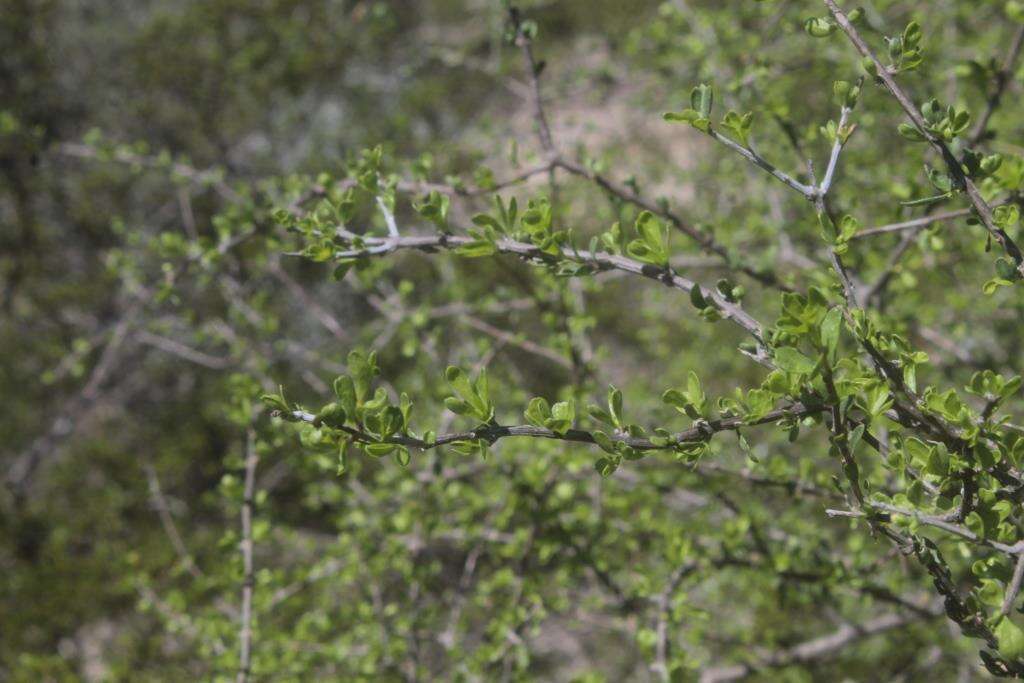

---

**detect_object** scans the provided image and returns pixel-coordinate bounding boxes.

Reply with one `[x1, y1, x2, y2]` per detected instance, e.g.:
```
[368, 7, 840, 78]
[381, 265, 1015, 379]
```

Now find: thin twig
[969, 23, 1024, 146]
[56, 142, 241, 203]
[827, 502, 1024, 555]
[1002, 552, 1024, 616]
[707, 129, 817, 198]
[136, 330, 233, 370]
[819, 106, 853, 196]
[376, 196, 400, 241]
[236, 429, 259, 683]
[851, 207, 974, 239]
[652, 563, 694, 681]
[511, 8, 556, 155]
[459, 315, 574, 369]
[144, 462, 203, 579]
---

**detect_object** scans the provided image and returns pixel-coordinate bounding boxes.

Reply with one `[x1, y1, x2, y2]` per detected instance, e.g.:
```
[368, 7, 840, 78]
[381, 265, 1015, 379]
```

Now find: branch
[459, 315, 574, 370]
[1003, 552, 1024, 617]
[824, 0, 1024, 277]
[56, 141, 241, 203]
[5, 299, 144, 495]
[510, 7, 555, 155]
[704, 102, 853, 201]
[136, 330, 233, 370]
[969, 23, 1024, 146]
[827, 502, 1024, 556]
[819, 105, 853, 196]
[328, 231, 769, 348]
[236, 429, 259, 683]
[144, 462, 203, 580]
[652, 563, 695, 682]
[699, 604, 942, 682]
[694, 461, 836, 499]
[706, 129, 817, 198]
[289, 402, 820, 453]
[850, 206, 975, 240]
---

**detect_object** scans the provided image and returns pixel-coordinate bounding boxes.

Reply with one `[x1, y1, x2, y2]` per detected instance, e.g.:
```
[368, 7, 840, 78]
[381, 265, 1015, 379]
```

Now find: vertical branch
[511, 7, 555, 156]
[819, 106, 853, 197]
[236, 428, 259, 683]
[651, 563, 691, 682]
[1002, 551, 1024, 617]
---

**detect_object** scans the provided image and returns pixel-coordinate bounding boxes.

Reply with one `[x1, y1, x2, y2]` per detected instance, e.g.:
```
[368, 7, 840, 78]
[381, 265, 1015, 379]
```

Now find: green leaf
[331, 261, 355, 281]
[983, 278, 1014, 295]
[721, 110, 753, 147]
[662, 389, 687, 410]
[897, 123, 927, 142]
[333, 376, 357, 417]
[260, 392, 289, 413]
[588, 404, 614, 426]
[690, 83, 714, 119]
[997, 617, 1024, 660]
[904, 437, 931, 469]
[444, 366, 493, 422]
[848, 423, 865, 453]
[925, 444, 949, 477]
[594, 457, 619, 477]
[347, 350, 379, 403]
[608, 385, 624, 428]
[318, 402, 347, 428]
[863, 383, 893, 419]
[773, 347, 817, 375]
[455, 240, 498, 258]
[364, 442, 396, 457]
[444, 397, 472, 415]
[548, 400, 575, 434]
[820, 307, 843, 360]
[902, 21, 922, 49]
[663, 109, 702, 124]
[804, 16, 837, 38]
[690, 285, 709, 310]
[525, 397, 551, 428]
[629, 211, 669, 266]
[592, 431, 617, 454]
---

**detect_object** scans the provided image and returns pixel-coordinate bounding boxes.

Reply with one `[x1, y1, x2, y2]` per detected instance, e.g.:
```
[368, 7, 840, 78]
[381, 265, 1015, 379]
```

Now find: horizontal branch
[327, 232, 769, 349]
[289, 402, 820, 452]
[827, 502, 1024, 555]
[57, 142, 241, 203]
[699, 604, 942, 682]
[851, 199, 1016, 240]
[851, 207, 975, 240]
